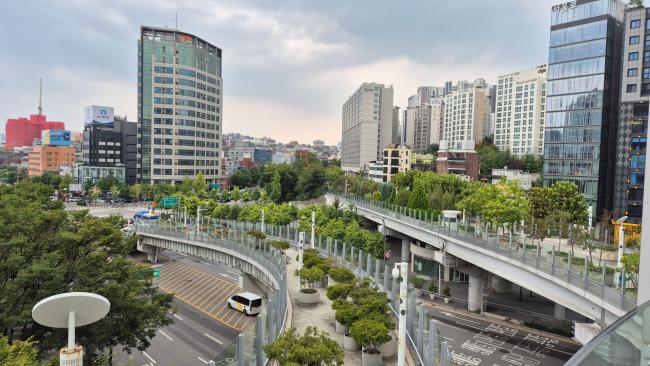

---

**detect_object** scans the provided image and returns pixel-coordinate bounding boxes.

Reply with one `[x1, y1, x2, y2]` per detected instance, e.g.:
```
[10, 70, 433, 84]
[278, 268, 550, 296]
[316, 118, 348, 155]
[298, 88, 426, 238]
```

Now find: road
[425, 305, 581, 366]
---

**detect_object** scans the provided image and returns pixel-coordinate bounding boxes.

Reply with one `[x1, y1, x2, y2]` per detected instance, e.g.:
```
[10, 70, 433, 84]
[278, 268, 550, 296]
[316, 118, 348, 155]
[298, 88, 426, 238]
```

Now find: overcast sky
[0, 0, 561, 145]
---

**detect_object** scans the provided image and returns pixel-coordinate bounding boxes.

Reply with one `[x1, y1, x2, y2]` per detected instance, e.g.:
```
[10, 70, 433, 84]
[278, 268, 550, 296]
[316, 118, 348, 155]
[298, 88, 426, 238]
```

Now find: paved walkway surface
[285, 247, 400, 365]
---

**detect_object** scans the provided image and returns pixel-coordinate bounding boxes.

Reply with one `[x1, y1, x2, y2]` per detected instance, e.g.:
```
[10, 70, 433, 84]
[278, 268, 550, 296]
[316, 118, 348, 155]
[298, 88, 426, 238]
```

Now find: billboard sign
[41, 129, 71, 146]
[84, 105, 114, 125]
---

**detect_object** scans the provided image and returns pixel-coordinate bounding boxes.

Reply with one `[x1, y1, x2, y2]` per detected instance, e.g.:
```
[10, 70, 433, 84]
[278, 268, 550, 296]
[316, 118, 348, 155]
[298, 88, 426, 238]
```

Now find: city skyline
[1, 0, 561, 145]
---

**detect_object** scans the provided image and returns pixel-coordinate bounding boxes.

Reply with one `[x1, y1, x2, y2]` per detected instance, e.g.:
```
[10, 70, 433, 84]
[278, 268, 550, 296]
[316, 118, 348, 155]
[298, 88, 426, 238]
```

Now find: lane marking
[192, 282, 224, 307]
[225, 270, 239, 276]
[441, 311, 481, 324]
[196, 282, 238, 308]
[164, 272, 210, 294]
[204, 332, 224, 345]
[173, 313, 184, 321]
[162, 269, 205, 292]
[159, 286, 245, 331]
[184, 278, 221, 303]
[158, 330, 173, 341]
[142, 351, 156, 364]
[220, 273, 237, 280]
[197, 356, 209, 364]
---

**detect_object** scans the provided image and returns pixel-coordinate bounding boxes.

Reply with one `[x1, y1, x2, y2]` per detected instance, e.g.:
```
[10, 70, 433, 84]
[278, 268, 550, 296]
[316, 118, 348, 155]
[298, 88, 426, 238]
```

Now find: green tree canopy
[264, 326, 344, 366]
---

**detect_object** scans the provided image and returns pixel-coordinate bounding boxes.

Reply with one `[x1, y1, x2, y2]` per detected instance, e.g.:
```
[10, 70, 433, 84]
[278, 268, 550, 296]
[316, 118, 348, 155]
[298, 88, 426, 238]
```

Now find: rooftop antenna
[175, 13, 178, 30]
[38, 79, 43, 115]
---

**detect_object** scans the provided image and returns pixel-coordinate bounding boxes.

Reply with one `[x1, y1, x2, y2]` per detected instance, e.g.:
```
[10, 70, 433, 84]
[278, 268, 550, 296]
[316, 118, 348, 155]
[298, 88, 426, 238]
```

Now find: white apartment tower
[341, 83, 395, 172]
[443, 87, 488, 146]
[429, 97, 445, 145]
[494, 65, 547, 157]
[404, 104, 432, 152]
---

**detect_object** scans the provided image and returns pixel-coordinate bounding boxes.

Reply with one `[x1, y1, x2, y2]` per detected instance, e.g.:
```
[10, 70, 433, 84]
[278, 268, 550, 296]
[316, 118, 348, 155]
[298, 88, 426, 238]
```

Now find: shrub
[329, 267, 355, 283]
[327, 283, 354, 301]
[331, 298, 347, 310]
[335, 305, 360, 327]
[247, 229, 266, 240]
[442, 286, 451, 297]
[349, 319, 391, 351]
[76, 199, 87, 206]
[428, 283, 438, 293]
[270, 240, 290, 252]
[409, 276, 424, 289]
[299, 267, 324, 293]
[264, 326, 344, 366]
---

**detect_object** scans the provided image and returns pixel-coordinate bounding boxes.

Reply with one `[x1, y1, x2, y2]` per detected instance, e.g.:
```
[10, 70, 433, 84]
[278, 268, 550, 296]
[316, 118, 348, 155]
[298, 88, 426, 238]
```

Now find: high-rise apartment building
[443, 87, 488, 146]
[341, 83, 394, 172]
[544, 0, 625, 217]
[392, 106, 401, 145]
[138, 26, 223, 184]
[494, 65, 548, 157]
[429, 97, 445, 145]
[405, 104, 432, 152]
[614, 6, 650, 223]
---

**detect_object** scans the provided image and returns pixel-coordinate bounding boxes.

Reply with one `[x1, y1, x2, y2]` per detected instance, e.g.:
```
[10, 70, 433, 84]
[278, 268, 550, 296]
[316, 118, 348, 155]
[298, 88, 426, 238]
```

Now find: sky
[0, 0, 560, 145]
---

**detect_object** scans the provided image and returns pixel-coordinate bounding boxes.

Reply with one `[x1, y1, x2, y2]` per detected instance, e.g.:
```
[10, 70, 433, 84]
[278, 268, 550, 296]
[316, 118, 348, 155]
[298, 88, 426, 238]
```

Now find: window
[630, 36, 640, 45]
[629, 68, 638, 77]
[647, 18, 650, 30]
[631, 19, 641, 29]
[630, 52, 639, 61]
[628, 84, 638, 93]
[642, 83, 650, 96]
[644, 68, 650, 79]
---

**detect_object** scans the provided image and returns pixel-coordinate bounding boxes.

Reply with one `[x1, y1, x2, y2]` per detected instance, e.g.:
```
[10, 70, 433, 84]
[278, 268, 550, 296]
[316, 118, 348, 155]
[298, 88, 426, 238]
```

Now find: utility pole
[196, 206, 202, 235]
[311, 210, 316, 248]
[184, 206, 187, 227]
[392, 262, 408, 366]
[38, 79, 43, 115]
[299, 232, 305, 269]
[261, 209, 265, 234]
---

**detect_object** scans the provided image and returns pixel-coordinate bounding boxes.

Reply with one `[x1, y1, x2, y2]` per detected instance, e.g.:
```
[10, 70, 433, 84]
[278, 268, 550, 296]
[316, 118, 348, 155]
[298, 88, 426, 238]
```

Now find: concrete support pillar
[491, 276, 512, 294]
[443, 265, 451, 282]
[554, 303, 566, 320]
[467, 274, 481, 312]
[401, 238, 410, 262]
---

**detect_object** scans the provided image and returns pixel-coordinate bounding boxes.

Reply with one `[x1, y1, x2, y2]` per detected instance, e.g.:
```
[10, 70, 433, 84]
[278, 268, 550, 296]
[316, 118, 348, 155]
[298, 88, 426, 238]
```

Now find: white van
[227, 292, 263, 315]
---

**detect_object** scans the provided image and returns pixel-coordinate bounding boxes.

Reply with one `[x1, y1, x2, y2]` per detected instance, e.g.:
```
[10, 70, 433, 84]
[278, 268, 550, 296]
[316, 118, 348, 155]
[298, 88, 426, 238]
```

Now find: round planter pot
[315, 280, 325, 288]
[297, 289, 320, 305]
[380, 334, 396, 359]
[429, 293, 436, 301]
[443, 297, 451, 304]
[361, 348, 382, 366]
[335, 320, 349, 335]
[343, 333, 360, 352]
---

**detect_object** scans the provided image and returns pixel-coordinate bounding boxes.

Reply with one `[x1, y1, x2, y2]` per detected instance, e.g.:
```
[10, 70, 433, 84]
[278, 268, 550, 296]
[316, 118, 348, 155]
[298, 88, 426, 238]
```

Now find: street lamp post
[299, 231, 305, 269]
[311, 210, 316, 249]
[196, 206, 205, 235]
[616, 216, 628, 289]
[261, 209, 265, 234]
[392, 261, 409, 366]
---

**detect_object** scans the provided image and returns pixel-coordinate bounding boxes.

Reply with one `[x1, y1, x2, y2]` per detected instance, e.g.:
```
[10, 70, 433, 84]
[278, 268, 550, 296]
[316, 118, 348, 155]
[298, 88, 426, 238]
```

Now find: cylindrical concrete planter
[335, 320, 349, 335]
[297, 289, 320, 305]
[361, 348, 382, 366]
[429, 293, 436, 301]
[380, 334, 396, 359]
[444, 297, 451, 304]
[343, 333, 360, 351]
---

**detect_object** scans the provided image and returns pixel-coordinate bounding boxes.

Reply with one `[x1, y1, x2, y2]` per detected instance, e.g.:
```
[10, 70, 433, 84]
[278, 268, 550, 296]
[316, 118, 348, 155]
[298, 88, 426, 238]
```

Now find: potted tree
[264, 326, 344, 366]
[298, 267, 324, 305]
[442, 286, 452, 304]
[270, 240, 290, 254]
[335, 305, 358, 336]
[428, 283, 438, 301]
[350, 319, 391, 366]
[409, 276, 425, 297]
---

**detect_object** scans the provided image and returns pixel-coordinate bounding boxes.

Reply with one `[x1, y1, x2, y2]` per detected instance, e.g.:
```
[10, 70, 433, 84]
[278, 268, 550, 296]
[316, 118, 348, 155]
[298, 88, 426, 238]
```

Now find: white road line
[204, 332, 224, 344]
[225, 270, 239, 276]
[438, 322, 472, 333]
[197, 356, 209, 364]
[220, 273, 236, 280]
[158, 330, 173, 341]
[142, 351, 156, 364]
[173, 313, 184, 321]
[441, 311, 481, 324]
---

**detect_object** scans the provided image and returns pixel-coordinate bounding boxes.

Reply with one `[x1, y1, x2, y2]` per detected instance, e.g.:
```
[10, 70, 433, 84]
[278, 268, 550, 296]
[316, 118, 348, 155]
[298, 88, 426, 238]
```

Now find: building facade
[543, 0, 625, 218]
[341, 83, 394, 172]
[614, 6, 650, 223]
[491, 168, 540, 190]
[429, 97, 445, 145]
[138, 26, 223, 184]
[404, 104, 432, 152]
[80, 116, 137, 184]
[5, 114, 65, 150]
[435, 140, 480, 180]
[443, 87, 487, 146]
[392, 106, 401, 145]
[382, 145, 411, 182]
[28, 145, 76, 177]
[494, 66, 548, 157]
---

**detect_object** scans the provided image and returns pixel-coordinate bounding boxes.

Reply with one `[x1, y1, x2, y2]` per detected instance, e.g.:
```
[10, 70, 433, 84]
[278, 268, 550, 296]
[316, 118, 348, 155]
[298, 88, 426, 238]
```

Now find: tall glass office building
[138, 26, 222, 184]
[544, 0, 625, 219]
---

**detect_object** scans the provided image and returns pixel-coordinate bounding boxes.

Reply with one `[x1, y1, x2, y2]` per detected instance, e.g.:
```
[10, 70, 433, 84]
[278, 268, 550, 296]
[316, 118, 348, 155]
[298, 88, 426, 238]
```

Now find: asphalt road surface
[425, 305, 581, 366]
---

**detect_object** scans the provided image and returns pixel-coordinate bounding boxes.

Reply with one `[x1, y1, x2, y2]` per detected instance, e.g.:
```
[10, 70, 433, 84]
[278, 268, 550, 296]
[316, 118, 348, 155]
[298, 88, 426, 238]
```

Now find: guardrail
[135, 220, 288, 366]
[331, 193, 637, 317]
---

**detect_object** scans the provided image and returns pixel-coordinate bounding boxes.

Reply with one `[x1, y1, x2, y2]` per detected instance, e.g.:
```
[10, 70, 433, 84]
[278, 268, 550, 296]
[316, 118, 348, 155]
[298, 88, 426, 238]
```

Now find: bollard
[238, 333, 245, 366]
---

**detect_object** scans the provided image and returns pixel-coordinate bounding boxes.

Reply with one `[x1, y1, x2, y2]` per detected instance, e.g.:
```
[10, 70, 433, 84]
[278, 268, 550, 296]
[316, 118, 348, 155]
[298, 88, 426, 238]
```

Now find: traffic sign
[210, 183, 221, 189]
[160, 196, 178, 207]
[151, 265, 163, 288]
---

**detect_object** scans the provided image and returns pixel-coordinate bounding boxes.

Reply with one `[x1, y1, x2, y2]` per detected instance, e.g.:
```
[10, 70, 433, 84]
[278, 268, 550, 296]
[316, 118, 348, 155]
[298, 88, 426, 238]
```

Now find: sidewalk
[285, 247, 399, 365]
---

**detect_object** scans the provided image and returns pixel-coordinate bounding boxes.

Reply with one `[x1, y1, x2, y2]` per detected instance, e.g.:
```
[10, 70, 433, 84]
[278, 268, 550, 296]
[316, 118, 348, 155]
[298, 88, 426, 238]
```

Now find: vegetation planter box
[335, 320, 349, 335]
[297, 289, 320, 305]
[362, 348, 382, 366]
[381, 334, 396, 359]
[343, 333, 360, 351]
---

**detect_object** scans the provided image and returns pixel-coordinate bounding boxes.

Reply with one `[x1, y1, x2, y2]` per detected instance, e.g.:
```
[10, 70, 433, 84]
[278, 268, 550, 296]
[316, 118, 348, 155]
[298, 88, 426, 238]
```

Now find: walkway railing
[135, 220, 289, 366]
[331, 193, 637, 316]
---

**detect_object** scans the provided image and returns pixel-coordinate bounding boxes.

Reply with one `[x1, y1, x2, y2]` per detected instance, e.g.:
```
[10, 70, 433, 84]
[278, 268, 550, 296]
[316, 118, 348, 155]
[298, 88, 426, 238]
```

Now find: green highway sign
[210, 183, 221, 189]
[153, 267, 161, 279]
[160, 196, 178, 207]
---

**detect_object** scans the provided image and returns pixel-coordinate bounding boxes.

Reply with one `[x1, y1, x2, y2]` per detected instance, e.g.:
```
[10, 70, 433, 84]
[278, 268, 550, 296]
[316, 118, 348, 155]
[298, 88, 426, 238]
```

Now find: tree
[622, 252, 640, 289]
[89, 185, 101, 204]
[349, 319, 391, 352]
[96, 174, 121, 192]
[630, 0, 644, 8]
[407, 181, 428, 210]
[178, 176, 194, 194]
[110, 185, 120, 201]
[231, 186, 241, 202]
[230, 170, 252, 188]
[264, 326, 344, 366]
[193, 171, 208, 193]
[269, 172, 282, 203]
[548, 181, 588, 225]
[129, 183, 143, 202]
[0, 183, 174, 362]
[0, 336, 47, 366]
[58, 175, 72, 199]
